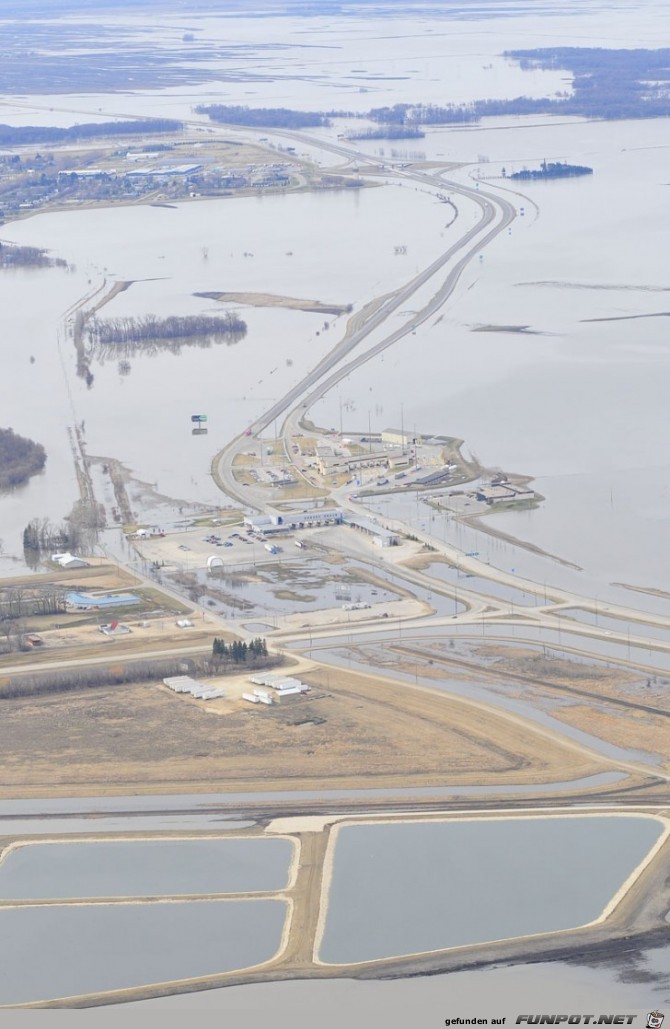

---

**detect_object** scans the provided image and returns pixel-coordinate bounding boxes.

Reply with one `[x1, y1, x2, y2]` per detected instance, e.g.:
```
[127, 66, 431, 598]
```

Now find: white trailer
[258, 694, 273, 705]
[252, 673, 284, 687]
[242, 692, 261, 704]
[163, 676, 192, 689]
[272, 677, 302, 690]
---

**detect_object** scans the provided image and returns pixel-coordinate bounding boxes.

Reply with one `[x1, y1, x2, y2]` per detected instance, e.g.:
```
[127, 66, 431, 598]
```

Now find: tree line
[196, 104, 335, 128]
[348, 126, 425, 140]
[0, 656, 202, 699]
[0, 118, 183, 148]
[0, 585, 66, 620]
[0, 645, 279, 699]
[87, 312, 247, 347]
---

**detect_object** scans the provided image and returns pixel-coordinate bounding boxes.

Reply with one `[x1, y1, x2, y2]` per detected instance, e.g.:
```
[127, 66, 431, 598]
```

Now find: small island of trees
[86, 312, 247, 350]
[508, 160, 593, 181]
[0, 241, 67, 270]
[0, 427, 46, 489]
[195, 104, 334, 129]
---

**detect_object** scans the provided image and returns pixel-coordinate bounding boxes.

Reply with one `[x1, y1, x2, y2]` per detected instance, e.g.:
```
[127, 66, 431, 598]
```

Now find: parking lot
[132, 524, 290, 572]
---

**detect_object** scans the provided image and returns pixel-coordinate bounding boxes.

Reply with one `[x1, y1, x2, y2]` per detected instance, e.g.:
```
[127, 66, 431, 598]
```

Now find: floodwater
[318, 816, 665, 964]
[0, 898, 286, 1006]
[0, 773, 629, 839]
[419, 558, 544, 606]
[120, 945, 670, 1015]
[191, 555, 401, 617]
[363, 490, 670, 620]
[0, 183, 451, 569]
[0, 837, 293, 900]
[314, 114, 670, 602]
[306, 633, 666, 766]
[0, 2, 669, 604]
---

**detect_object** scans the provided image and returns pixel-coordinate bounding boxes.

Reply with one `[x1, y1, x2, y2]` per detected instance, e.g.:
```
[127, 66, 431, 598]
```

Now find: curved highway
[212, 133, 515, 507]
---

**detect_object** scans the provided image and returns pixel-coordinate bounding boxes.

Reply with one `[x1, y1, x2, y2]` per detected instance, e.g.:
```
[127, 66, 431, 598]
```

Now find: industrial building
[474, 484, 536, 505]
[244, 509, 343, 534]
[381, 428, 415, 447]
[416, 466, 456, 486]
[66, 591, 140, 610]
[343, 515, 399, 547]
[51, 553, 90, 569]
[315, 446, 389, 475]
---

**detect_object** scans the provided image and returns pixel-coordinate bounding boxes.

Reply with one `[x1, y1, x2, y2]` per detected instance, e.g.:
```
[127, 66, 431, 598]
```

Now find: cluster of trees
[211, 637, 268, 665]
[0, 242, 66, 270]
[0, 585, 66, 655]
[23, 517, 71, 552]
[349, 125, 425, 140]
[0, 585, 66, 619]
[87, 312, 247, 347]
[367, 103, 478, 126]
[0, 428, 46, 489]
[509, 161, 593, 180]
[196, 104, 335, 128]
[0, 118, 183, 148]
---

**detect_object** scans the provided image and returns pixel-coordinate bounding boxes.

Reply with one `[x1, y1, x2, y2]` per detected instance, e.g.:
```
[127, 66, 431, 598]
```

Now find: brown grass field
[0, 662, 602, 797]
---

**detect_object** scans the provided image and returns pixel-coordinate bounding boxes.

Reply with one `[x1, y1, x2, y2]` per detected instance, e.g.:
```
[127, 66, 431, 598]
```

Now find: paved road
[213, 138, 513, 509]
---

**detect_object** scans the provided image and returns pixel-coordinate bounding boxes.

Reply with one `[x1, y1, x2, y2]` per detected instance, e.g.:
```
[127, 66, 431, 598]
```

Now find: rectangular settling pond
[0, 899, 286, 1005]
[318, 815, 665, 964]
[0, 837, 293, 899]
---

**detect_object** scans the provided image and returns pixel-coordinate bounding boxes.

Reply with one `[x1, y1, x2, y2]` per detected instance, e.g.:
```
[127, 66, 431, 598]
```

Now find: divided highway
[213, 134, 514, 507]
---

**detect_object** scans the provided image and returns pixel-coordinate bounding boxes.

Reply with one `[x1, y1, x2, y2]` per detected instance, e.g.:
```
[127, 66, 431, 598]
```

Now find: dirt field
[0, 661, 602, 797]
[0, 621, 221, 675]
